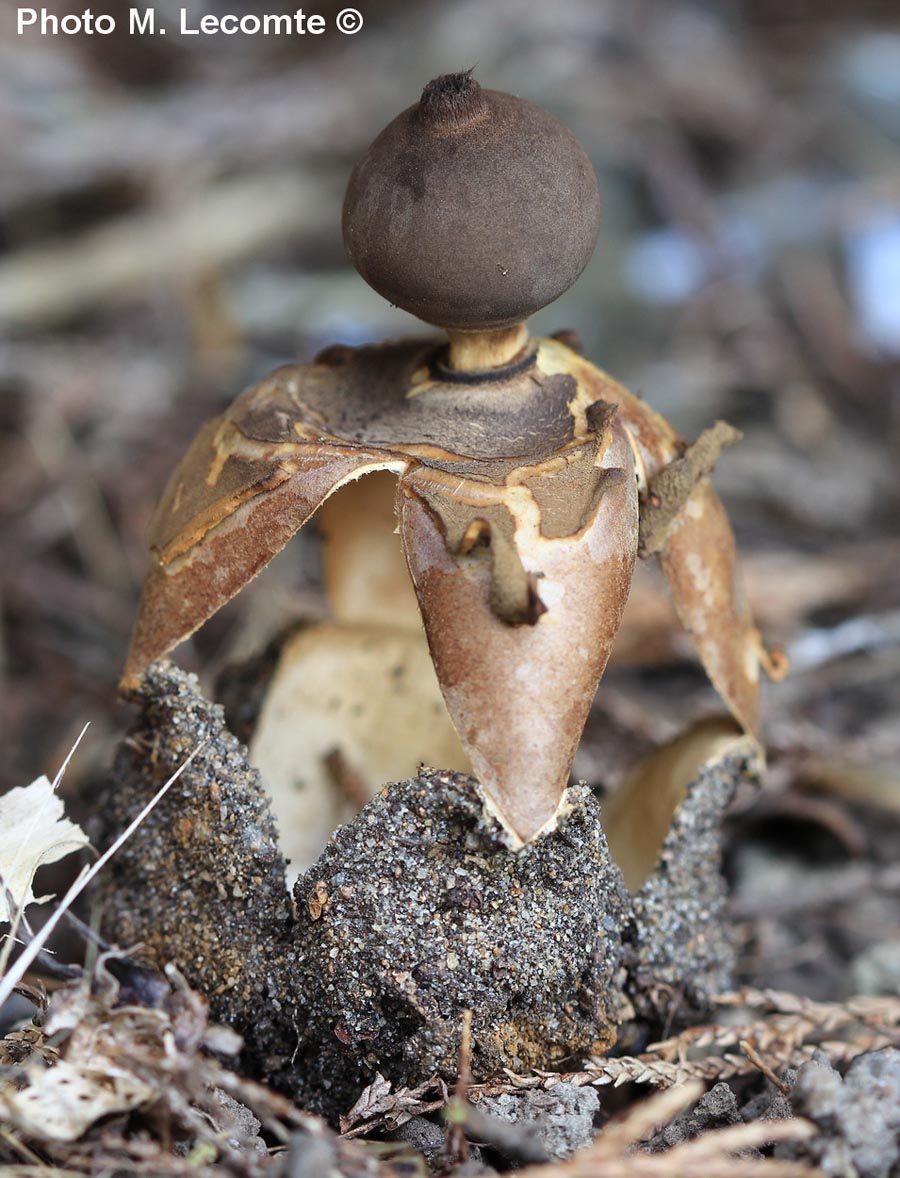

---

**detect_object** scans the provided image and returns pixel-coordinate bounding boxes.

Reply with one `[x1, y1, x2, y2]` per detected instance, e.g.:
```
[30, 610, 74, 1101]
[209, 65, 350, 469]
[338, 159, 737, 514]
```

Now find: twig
[740, 1039, 791, 1095]
[0, 173, 336, 327]
[445, 1007, 552, 1165]
[0, 876, 84, 983]
[444, 1008, 474, 1165]
[731, 862, 900, 919]
[590, 1082, 703, 1159]
[514, 1107, 817, 1177]
[447, 1100, 551, 1166]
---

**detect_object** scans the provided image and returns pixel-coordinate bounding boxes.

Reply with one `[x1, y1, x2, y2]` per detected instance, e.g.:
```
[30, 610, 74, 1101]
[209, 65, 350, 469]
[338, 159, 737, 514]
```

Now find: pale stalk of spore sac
[0, 740, 207, 1010]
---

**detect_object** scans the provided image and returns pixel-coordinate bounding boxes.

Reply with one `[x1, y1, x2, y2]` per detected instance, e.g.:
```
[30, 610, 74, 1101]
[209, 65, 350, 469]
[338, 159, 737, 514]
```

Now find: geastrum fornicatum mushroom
[123, 72, 780, 847]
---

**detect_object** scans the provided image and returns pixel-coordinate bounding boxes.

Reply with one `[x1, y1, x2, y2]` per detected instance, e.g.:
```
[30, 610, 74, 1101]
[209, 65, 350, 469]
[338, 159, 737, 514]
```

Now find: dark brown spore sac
[342, 72, 601, 329]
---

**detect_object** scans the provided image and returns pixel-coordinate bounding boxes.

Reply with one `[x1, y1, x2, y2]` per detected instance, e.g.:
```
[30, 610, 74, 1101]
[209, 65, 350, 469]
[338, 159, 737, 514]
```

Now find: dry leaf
[0, 1056, 155, 1142]
[0, 775, 89, 922]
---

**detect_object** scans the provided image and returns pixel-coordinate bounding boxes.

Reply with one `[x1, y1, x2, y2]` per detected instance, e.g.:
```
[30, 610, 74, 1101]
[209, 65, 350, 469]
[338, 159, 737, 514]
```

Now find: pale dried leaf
[0, 1057, 155, 1142]
[341, 1071, 393, 1132]
[0, 775, 89, 922]
[341, 1072, 445, 1137]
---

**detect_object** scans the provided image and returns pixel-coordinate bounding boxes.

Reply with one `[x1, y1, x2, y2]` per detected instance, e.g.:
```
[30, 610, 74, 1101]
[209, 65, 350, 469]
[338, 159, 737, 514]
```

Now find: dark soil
[93, 662, 752, 1122]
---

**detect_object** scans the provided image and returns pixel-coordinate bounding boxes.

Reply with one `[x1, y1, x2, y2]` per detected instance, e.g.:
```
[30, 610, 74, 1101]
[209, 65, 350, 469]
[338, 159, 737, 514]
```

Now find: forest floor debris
[3, 0, 900, 1173]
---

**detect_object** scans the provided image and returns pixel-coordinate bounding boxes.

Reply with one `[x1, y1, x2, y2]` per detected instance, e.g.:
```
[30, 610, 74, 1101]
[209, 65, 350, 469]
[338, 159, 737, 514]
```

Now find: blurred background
[2, 0, 900, 991]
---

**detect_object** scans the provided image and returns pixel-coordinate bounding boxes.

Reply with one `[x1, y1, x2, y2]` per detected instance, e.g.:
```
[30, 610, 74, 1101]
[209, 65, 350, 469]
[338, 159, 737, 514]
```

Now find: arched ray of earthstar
[123, 71, 781, 846]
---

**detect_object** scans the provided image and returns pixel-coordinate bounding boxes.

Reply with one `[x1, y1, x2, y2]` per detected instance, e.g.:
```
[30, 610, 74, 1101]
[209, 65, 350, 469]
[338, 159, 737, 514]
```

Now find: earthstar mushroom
[124, 72, 778, 846]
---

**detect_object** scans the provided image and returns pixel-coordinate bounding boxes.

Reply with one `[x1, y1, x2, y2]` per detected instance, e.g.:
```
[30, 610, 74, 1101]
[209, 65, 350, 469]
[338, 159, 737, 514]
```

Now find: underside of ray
[572, 353, 769, 738]
[659, 478, 764, 738]
[398, 423, 639, 843]
[122, 440, 398, 689]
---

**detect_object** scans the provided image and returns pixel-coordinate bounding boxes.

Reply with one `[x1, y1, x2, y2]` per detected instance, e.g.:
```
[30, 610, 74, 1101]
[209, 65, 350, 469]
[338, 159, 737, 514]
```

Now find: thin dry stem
[740, 1039, 791, 1095]
[512, 1092, 817, 1178]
